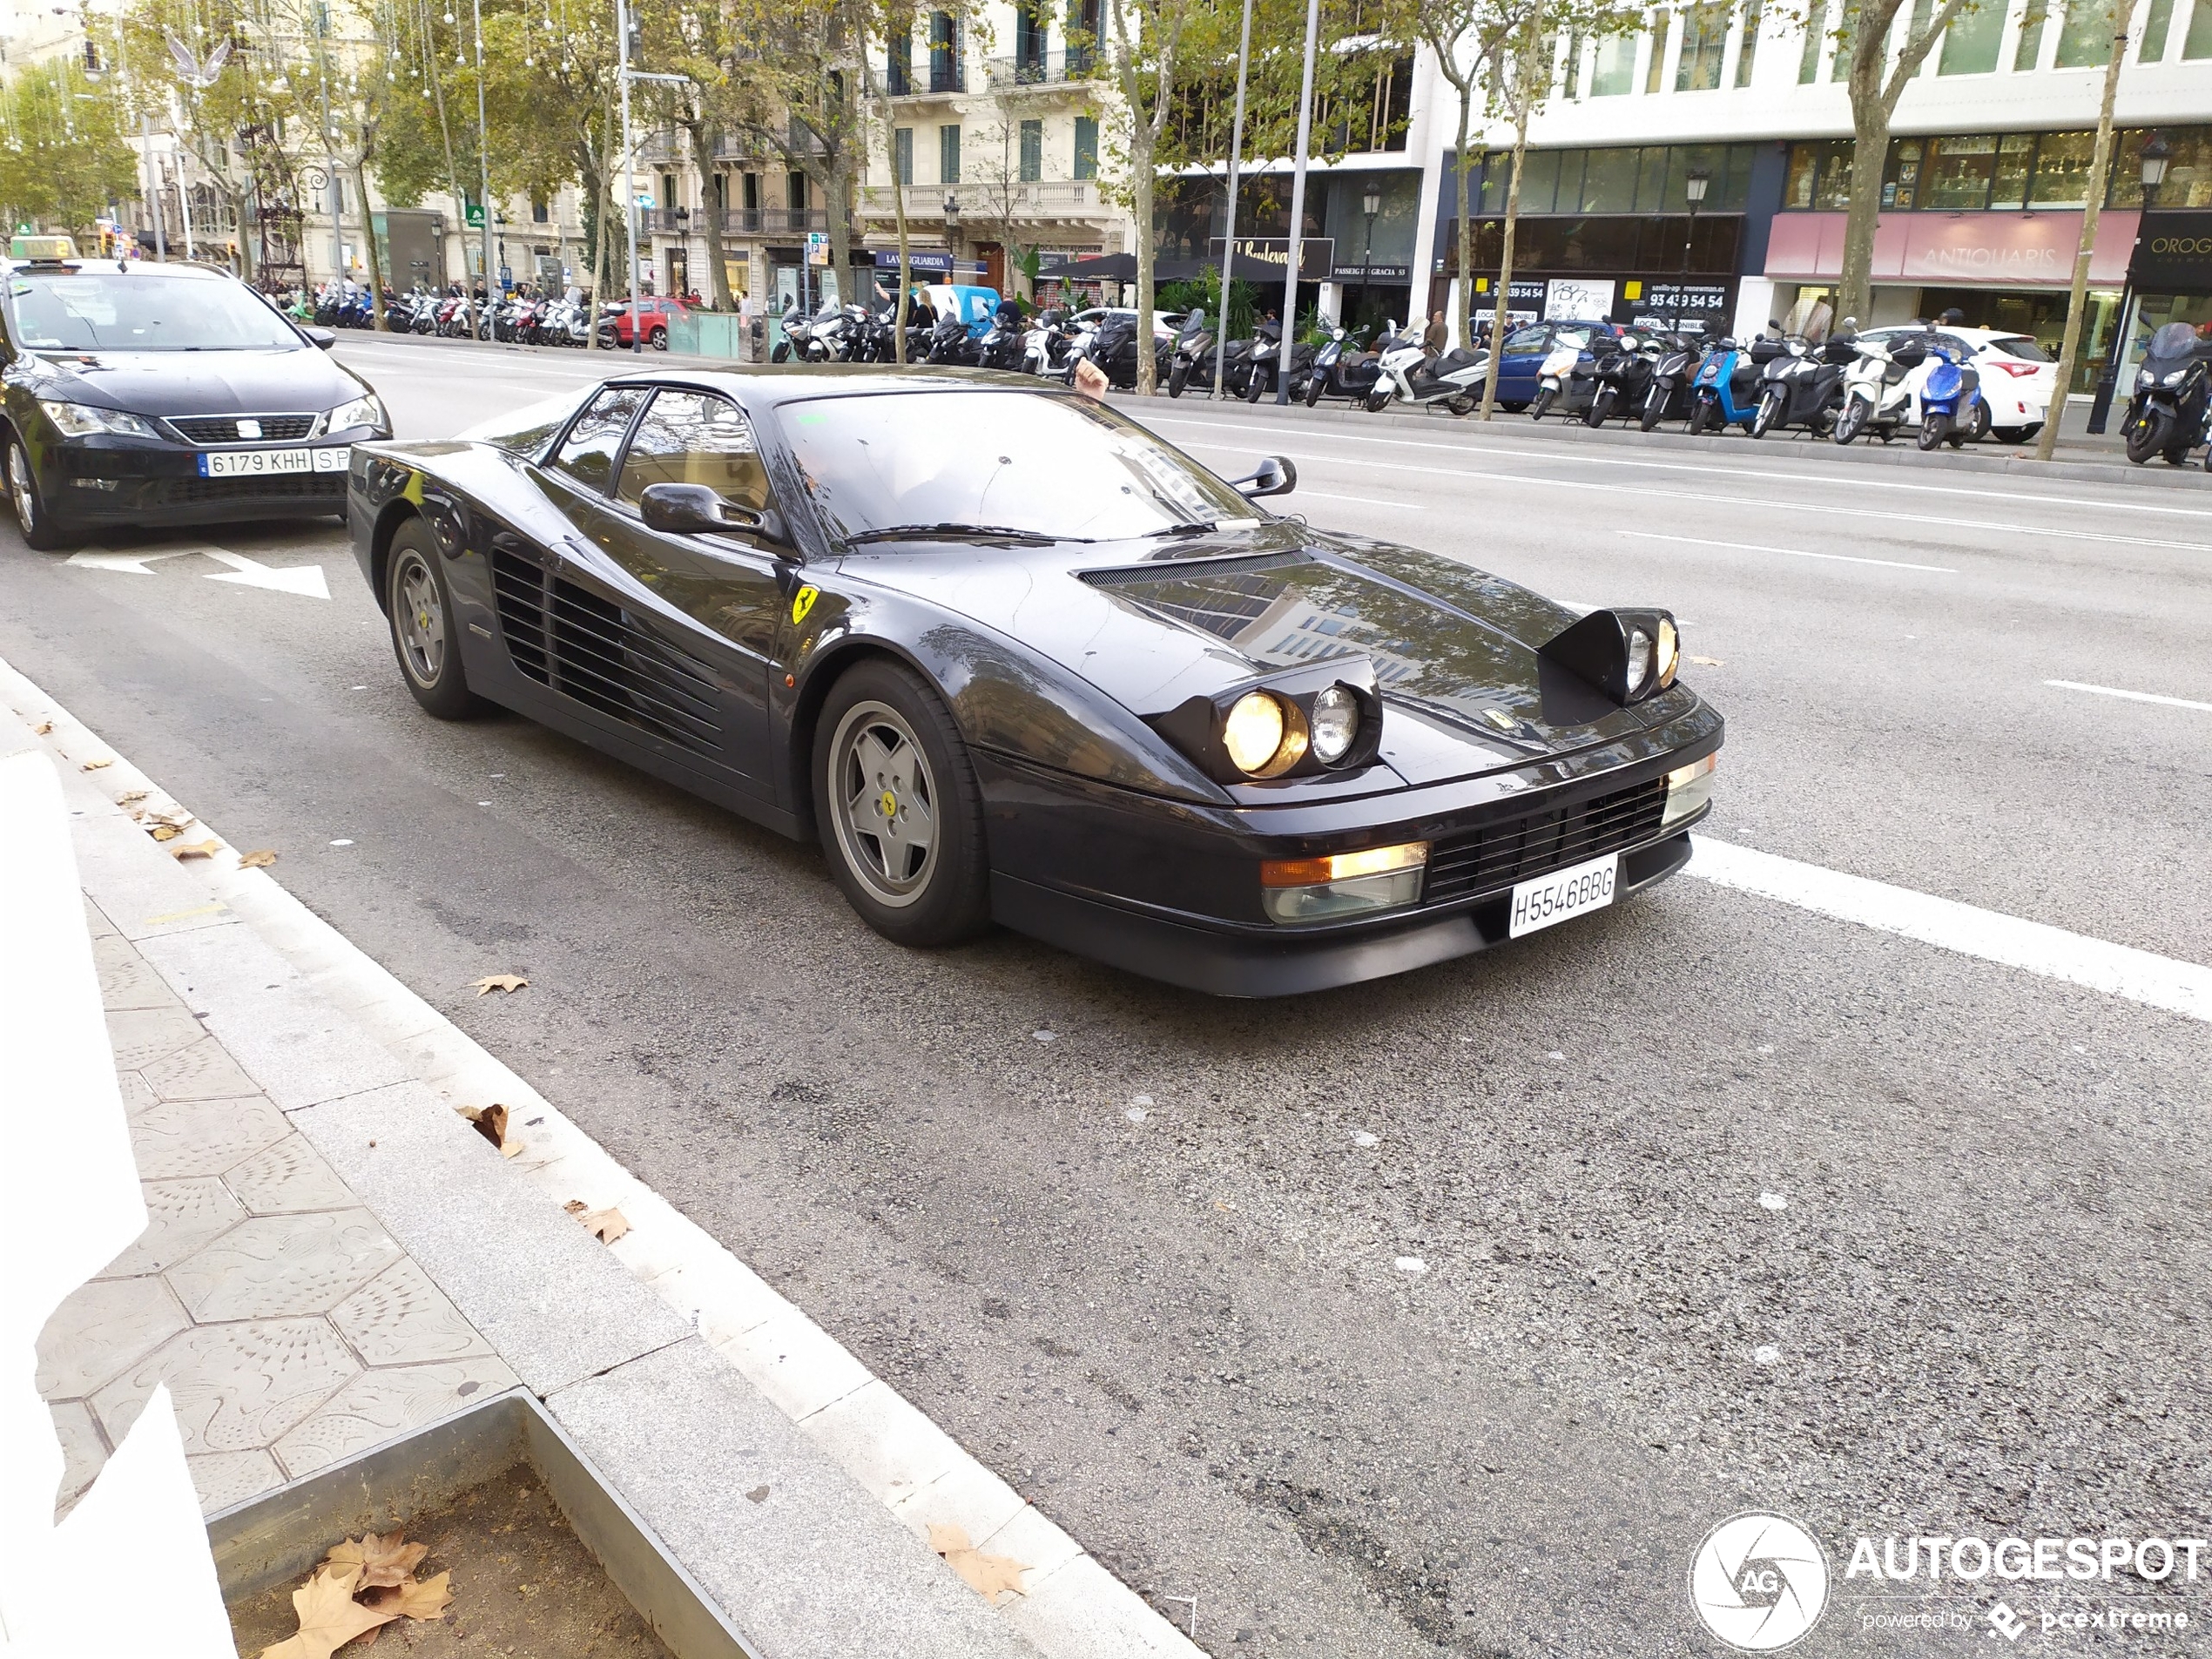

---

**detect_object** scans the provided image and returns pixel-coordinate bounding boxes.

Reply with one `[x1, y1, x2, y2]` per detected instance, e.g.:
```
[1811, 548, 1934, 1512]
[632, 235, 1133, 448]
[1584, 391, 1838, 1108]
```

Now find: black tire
[1366, 388, 1393, 413]
[2164, 446, 2192, 466]
[1918, 413, 1949, 451]
[1305, 374, 1325, 407]
[1244, 368, 1268, 403]
[1750, 389, 1782, 440]
[2124, 409, 2171, 465]
[1168, 361, 1189, 398]
[1530, 386, 1555, 421]
[649, 326, 668, 350]
[1639, 387, 1667, 432]
[385, 521, 482, 719]
[1585, 388, 1615, 428]
[1831, 398, 1867, 445]
[1686, 396, 1710, 436]
[1447, 393, 1477, 416]
[771, 341, 791, 364]
[1968, 401, 1993, 442]
[5, 435, 73, 551]
[813, 658, 990, 948]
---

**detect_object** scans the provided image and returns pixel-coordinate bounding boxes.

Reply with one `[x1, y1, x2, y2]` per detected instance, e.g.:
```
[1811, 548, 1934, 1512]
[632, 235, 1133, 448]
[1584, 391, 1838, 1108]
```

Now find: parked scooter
[1915, 343, 1987, 449]
[1302, 324, 1386, 407]
[1638, 332, 1706, 429]
[1370, 324, 1487, 415]
[1242, 324, 1314, 403]
[1750, 331, 1855, 440]
[1584, 330, 1662, 428]
[1831, 331, 1932, 445]
[1689, 334, 1782, 434]
[2119, 320, 2212, 467]
[1166, 310, 1217, 397]
[1529, 335, 1587, 421]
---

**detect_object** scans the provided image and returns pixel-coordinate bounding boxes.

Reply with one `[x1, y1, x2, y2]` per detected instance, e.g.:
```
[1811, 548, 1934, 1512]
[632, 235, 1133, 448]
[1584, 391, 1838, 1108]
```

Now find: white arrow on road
[64, 550, 186, 575]
[200, 550, 329, 599]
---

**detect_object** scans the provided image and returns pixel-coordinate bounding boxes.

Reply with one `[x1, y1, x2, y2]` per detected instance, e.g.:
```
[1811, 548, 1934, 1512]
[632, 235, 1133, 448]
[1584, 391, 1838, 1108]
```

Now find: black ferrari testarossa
[349, 367, 1721, 995]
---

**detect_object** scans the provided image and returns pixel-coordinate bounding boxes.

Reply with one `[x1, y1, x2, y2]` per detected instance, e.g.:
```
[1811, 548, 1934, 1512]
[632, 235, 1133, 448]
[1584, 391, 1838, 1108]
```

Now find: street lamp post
[1275, 0, 1321, 403]
[472, 0, 496, 307]
[2087, 132, 2173, 435]
[1359, 183, 1379, 325]
[1211, 0, 1254, 400]
[1682, 165, 1709, 279]
[944, 192, 960, 288]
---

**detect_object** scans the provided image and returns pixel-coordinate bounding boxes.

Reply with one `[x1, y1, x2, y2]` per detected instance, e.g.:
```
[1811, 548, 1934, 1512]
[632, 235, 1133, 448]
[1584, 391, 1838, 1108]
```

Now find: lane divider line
[1296, 489, 1424, 509]
[1689, 834, 2212, 1024]
[1620, 529, 1958, 574]
[2045, 678, 2212, 715]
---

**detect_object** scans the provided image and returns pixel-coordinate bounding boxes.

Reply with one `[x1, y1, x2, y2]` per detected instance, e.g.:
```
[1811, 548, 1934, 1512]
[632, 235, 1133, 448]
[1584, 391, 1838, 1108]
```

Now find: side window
[616, 389, 772, 516]
[1504, 326, 1548, 352]
[550, 387, 646, 495]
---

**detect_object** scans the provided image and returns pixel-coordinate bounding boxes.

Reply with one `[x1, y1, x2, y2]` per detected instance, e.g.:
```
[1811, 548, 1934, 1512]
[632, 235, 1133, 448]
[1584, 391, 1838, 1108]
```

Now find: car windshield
[6, 270, 300, 351]
[1991, 334, 2052, 362]
[778, 390, 1254, 543]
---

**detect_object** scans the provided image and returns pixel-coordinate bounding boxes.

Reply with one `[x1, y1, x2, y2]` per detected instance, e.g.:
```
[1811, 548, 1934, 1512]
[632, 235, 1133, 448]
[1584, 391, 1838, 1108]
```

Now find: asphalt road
[7, 334, 2210, 1658]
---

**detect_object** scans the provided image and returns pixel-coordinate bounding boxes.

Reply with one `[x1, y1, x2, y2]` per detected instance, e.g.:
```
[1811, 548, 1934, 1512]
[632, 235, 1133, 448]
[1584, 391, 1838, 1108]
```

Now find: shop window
[1073, 115, 1098, 180]
[1938, 0, 2006, 71]
[1518, 149, 1563, 213]
[1783, 138, 1855, 208]
[1919, 135, 1996, 207]
[2139, 0, 2175, 57]
[2183, 0, 2212, 55]
[2114, 125, 2212, 205]
[939, 124, 961, 185]
[1734, 0, 1762, 83]
[1883, 138, 1923, 208]
[1581, 147, 1640, 209]
[1648, 10, 1674, 89]
[2027, 128, 2094, 203]
[2013, 0, 2049, 66]
[1590, 30, 1638, 92]
[1636, 145, 1670, 206]
[1019, 119, 1043, 182]
[1989, 132, 2034, 206]
[2052, 0, 2110, 64]
[1676, 0, 1730, 85]
[894, 127, 914, 185]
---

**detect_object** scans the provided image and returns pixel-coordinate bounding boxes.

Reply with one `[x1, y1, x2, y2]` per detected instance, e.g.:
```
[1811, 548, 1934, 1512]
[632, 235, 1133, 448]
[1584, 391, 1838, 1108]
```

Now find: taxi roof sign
[10, 233, 78, 260]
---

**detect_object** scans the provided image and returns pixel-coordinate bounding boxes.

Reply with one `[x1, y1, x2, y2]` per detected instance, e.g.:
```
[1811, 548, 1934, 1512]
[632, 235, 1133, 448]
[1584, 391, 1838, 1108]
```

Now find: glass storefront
[1784, 125, 2212, 213]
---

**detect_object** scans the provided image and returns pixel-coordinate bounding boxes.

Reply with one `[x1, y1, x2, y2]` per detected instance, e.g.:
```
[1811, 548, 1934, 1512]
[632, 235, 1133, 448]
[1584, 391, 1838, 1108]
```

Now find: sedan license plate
[197, 448, 347, 478]
[1508, 852, 1618, 939]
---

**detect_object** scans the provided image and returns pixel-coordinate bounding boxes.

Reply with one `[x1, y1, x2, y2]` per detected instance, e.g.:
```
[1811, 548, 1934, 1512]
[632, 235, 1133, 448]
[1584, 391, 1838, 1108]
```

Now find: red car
[597, 296, 691, 349]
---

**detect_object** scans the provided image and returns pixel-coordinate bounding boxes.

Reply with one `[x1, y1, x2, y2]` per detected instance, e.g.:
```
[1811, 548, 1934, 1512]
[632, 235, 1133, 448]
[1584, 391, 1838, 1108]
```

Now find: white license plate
[197, 448, 348, 477]
[1508, 852, 1618, 939]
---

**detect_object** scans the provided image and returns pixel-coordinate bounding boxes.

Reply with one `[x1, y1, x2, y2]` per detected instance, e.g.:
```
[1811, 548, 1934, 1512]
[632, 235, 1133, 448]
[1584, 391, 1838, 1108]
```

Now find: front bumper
[35, 435, 368, 525]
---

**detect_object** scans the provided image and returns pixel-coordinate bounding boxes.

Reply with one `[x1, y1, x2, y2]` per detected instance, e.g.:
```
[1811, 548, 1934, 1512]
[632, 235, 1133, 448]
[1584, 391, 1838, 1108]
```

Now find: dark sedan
[347, 368, 1722, 995]
[2, 255, 390, 550]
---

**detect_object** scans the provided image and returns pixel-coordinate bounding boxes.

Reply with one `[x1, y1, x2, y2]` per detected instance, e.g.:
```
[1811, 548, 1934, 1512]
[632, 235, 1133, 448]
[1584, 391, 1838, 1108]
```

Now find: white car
[1852, 325, 2056, 442]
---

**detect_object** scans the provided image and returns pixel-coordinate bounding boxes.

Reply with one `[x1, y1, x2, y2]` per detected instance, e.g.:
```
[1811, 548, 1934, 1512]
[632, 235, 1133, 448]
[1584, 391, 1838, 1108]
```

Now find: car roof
[597, 363, 1079, 407]
[1862, 324, 2027, 343]
[3, 257, 235, 281]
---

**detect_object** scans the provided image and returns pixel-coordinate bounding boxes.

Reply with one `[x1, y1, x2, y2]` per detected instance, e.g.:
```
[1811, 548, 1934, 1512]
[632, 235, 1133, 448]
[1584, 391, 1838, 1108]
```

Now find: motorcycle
[1750, 334, 1854, 440]
[1302, 325, 1386, 408]
[1914, 345, 1987, 449]
[1831, 332, 1932, 445]
[1166, 311, 1217, 397]
[1370, 325, 1487, 415]
[1243, 326, 1316, 403]
[2119, 320, 2212, 467]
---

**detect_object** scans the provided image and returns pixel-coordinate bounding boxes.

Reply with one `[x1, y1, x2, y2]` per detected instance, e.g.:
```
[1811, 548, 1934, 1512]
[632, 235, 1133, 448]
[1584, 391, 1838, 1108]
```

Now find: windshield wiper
[844, 523, 1058, 546]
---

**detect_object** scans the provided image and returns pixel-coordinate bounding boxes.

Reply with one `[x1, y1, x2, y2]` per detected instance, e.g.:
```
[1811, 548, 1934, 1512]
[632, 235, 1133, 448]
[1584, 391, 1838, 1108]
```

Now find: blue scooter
[1915, 347, 1986, 449]
[1687, 335, 1782, 434]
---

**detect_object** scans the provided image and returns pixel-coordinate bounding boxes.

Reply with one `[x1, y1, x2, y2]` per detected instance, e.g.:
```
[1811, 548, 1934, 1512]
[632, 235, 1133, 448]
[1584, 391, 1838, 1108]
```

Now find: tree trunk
[689, 122, 733, 311]
[1133, 132, 1156, 396]
[1837, 45, 1888, 327]
[2035, 0, 2137, 462]
[354, 159, 390, 331]
[592, 169, 612, 347]
[1451, 74, 1473, 351]
[1478, 44, 1533, 422]
[825, 165, 853, 304]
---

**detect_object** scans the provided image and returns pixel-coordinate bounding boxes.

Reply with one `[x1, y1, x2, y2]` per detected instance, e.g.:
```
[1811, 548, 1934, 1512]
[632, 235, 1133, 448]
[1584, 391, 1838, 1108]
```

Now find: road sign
[806, 232, 828, 267]
[634, 192, 654, 208]
[463, 204, 485, 228]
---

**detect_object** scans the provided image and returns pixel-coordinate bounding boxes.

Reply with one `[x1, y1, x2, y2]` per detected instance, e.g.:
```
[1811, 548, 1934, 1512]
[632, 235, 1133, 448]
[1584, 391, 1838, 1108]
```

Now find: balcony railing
[981, 48, 1099, 88]
[856, 180, 1102, 219]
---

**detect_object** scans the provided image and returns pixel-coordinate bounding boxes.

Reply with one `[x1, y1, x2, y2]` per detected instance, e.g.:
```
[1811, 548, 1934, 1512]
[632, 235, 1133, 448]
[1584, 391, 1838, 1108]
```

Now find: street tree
[1108, 0, 1200, 395]
[725, 0, 873, 305]
[0, 58, 137, 235]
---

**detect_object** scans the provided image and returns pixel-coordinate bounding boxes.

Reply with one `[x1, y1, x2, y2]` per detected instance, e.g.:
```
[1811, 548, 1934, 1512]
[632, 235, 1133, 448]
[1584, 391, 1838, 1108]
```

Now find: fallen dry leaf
[117, 790, 149, 806]
[362, 1568, 453, 1622]
[257, 1565, 399, 1659]
[472, 973, 528, 995]
[579, 1206, 630, 1244]
[239, 849, 279, 869]
[172, 840, 221, 860]
[927, 1523, 1029, 1605]
[33, 721, 51, 735]
[80, 758, 112, 772]
[322, 1531, 428, 1591]
[149, 824, 182, 842]
[1689, 655, 1725, 668]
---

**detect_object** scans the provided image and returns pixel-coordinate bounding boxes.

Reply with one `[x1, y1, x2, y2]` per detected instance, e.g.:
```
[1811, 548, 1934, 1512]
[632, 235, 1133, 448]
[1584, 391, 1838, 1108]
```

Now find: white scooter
[1831, 332, 1933, 445]
[1368, 325, 1490, 415]
[1529, 339, 1584, 421]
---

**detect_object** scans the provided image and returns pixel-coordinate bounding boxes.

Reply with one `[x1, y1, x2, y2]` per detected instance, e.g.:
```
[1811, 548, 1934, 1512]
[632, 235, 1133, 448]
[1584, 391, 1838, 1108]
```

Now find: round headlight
[1655, 617, 1679, 689]
[1624, 628, 1652, 698]
[1310, 685, 1359, 763]
[1223, 691, 1288, 774]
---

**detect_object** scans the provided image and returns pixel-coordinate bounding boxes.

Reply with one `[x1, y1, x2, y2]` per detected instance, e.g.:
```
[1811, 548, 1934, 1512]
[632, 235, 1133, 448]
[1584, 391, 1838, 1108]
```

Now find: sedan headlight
[38, 400, 161, 440]
[327, 391, 387, 432]
[1661, 752, 1717, 829]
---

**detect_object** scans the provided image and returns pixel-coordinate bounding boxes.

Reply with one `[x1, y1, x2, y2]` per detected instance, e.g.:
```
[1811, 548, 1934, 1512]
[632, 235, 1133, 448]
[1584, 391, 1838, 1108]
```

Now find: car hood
[843, 521, 1681, 790]
[12, 347, 365, 418]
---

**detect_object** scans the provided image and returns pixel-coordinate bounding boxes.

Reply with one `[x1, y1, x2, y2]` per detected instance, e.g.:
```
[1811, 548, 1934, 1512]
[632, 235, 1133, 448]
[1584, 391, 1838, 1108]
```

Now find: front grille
[1424, 775, 1669, 907]
[157, 474, 347, 504]
[168, 413, 320, 444]
[490, 546, 722, 759]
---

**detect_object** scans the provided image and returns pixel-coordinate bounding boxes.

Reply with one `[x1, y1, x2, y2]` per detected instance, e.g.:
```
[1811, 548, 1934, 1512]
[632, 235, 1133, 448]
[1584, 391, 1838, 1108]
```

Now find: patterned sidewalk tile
[101, 1177, 245, 1277]
[273, 1355, 520, 1478]
[129, 1093, 291, 1179]
[331, 1258, 496, 1366]
[225, 1134, 356, 1216]
[188, 1449, 287, 1513]
[47, 1400, 109, 1514]
[169, 1210, 402, 1321]
[141, 1035, 263, 1103]
[90, 1318, 361, 1455]
[95, 934, 185, 1011]
[35, 1276, 190, 1400]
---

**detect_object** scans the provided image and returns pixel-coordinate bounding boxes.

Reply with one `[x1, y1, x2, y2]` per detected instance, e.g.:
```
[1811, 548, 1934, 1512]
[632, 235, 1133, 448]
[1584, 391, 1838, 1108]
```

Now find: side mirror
[306, 327, 337, 349]
[639, 482, 785, 543]
[1231, 456, 1297, 499]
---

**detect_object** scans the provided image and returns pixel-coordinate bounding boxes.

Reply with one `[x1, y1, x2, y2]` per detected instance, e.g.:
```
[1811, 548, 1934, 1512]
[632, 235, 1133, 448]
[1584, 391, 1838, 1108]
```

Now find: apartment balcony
[637, 129, 775, 167]
[981, 48, 1100, 90]
[886, 60, 967, 98]
[652, 207, 829, 237]
[857, 180, 1106, 222]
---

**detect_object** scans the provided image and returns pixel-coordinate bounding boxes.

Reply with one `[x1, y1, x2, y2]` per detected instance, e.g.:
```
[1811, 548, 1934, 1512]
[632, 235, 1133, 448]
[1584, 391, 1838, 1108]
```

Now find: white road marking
[1146, 413, 2212, 521]
[1689, 834, 2212, 1025]
[2044, 678, 2212, 714]
[64, 550, 185, 576]
[202, 549, 330, 599]
[1620, 529, 1958, 574]
[1298, 489, 1424, 509]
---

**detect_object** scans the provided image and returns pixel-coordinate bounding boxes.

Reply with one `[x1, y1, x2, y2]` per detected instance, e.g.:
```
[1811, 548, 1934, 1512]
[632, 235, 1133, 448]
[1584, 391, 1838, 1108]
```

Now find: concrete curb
[1, 655, 1203, 1659]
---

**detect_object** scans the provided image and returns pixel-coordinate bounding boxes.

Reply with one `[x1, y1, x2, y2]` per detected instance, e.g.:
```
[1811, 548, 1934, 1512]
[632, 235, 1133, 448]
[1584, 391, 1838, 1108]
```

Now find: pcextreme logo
[1690, 1512, 1832, 1651]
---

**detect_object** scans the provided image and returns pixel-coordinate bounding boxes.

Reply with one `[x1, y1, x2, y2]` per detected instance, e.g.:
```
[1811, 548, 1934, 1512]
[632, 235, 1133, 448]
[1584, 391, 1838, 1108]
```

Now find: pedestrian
[1423, 310, 1448, 356]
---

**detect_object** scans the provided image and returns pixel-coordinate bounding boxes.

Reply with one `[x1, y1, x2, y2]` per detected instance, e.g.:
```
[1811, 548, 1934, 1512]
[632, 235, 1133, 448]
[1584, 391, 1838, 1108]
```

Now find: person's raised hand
[1074, 358, 1109, 401]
